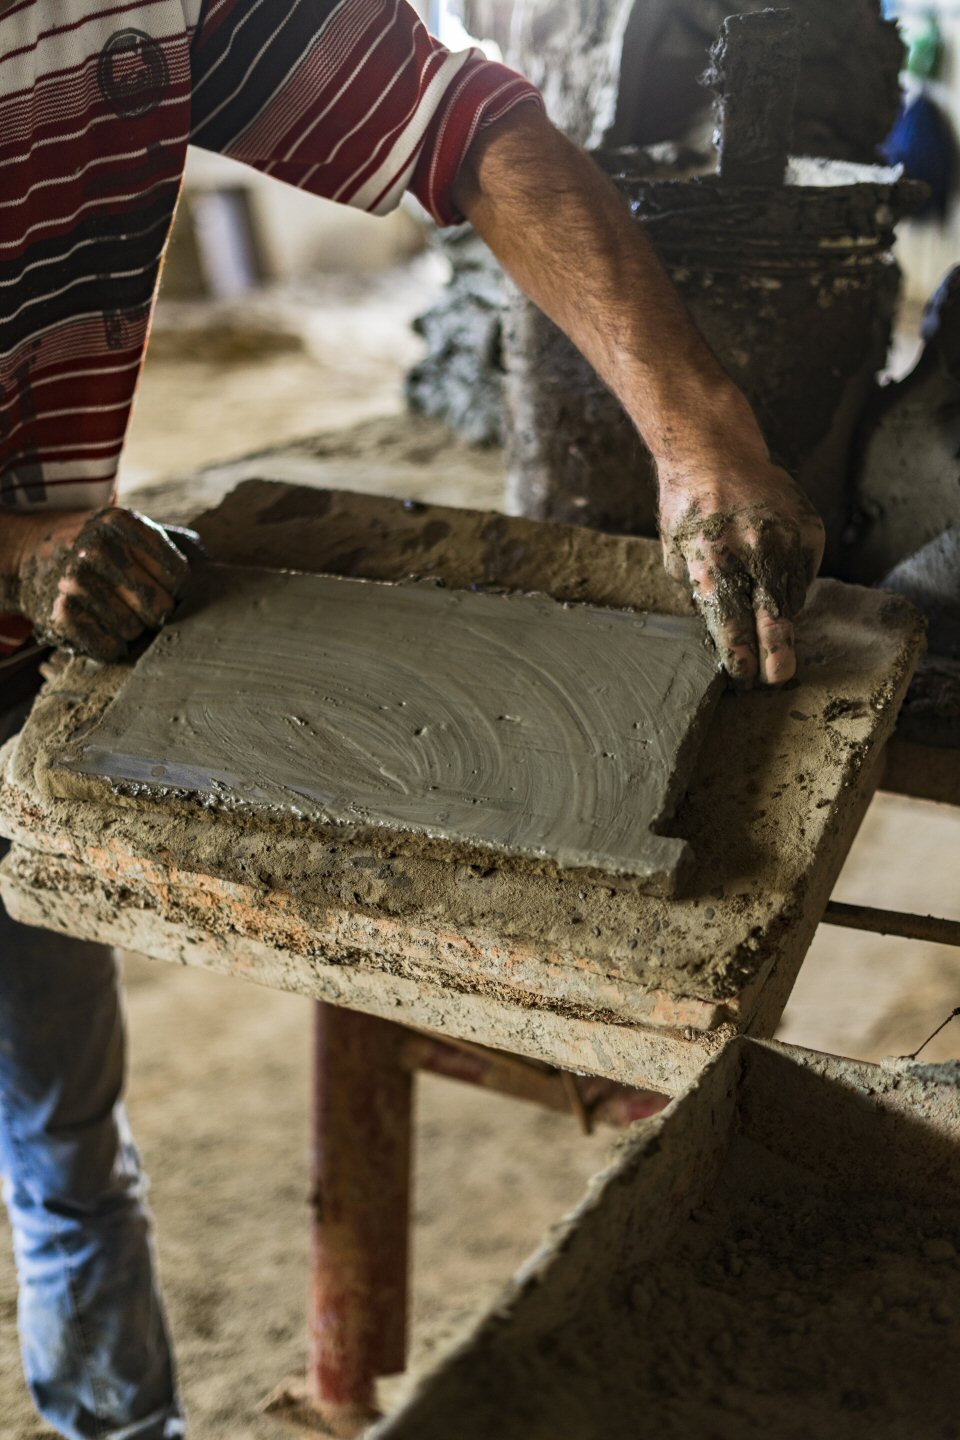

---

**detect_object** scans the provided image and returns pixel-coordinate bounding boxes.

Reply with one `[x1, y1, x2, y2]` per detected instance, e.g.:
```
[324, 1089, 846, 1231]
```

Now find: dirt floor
[116, 257, 445, 490]
[2, 262, 959, 1438]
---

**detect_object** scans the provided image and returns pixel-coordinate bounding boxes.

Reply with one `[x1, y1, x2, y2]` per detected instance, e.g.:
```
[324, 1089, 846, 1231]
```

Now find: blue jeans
[0, 705, 184, 1439]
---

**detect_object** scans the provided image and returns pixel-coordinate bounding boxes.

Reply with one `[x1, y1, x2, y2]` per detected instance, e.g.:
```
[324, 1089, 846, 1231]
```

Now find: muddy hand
[658, 464, 825, 687]
[15, 507, 193, 662]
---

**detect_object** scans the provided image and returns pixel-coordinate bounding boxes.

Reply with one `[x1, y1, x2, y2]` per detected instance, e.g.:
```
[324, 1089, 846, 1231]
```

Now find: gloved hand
[11, 506, 194, 662]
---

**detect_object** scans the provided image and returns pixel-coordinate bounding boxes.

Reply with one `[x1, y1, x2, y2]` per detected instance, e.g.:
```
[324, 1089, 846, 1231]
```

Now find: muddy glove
[13, 507, 194, 662]
[657, 460, 825, 688]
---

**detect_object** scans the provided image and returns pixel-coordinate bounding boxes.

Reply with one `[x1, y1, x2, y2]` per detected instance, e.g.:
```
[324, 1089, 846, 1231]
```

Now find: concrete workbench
[0, 480, 925, 1095]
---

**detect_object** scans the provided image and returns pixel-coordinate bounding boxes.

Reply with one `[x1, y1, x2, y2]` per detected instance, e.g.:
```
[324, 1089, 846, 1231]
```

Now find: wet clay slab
[58, 565, 721, 892]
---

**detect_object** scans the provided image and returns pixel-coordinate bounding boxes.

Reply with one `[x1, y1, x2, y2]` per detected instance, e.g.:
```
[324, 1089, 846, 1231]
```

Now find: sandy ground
[2, 264, 959, 1438]
[116, 257, 447, 490]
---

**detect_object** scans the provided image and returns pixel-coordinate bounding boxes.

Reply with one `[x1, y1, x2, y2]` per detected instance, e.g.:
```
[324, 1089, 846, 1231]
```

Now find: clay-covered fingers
[745, 512, 823, 684]
[66, 543, 174, 627]
[49, 577, 135, 663]
[28, 507, 195, 661]
[660, 537, 688, 584]
[673, 529, 760, 687]
[661, 485, 824, 688]
[754, 609, 796, 686]
[87, 508, 191, 605]
[116, 557, 176, 629]
[656, 445, 825, 687]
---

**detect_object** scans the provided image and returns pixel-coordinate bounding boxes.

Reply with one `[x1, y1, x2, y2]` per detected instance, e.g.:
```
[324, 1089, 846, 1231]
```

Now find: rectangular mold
[53, 565, 721, 893]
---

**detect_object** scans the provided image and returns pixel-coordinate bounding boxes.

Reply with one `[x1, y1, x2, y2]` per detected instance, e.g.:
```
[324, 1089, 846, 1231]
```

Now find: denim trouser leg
[0, 704, 183, 1439]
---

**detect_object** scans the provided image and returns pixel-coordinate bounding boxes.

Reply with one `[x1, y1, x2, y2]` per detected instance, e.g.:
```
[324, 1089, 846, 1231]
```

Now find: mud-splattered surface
[608, 0, 902, 161]
[896, 656, 960, 750]
[615, 1137, 960, 1438]
[374, 1041, 960, 1440]
[706, 10, 800, 186]
[406, 228, 507, 447]
[382, 1134, 960, 1440]
[0, 484, 926, 1029]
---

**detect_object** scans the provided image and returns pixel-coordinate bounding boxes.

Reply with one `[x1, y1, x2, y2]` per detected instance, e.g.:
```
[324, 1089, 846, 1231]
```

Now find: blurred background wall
[886, 1, 960, 303]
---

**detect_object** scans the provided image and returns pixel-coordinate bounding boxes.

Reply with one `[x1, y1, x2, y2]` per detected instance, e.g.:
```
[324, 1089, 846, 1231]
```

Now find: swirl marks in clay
[61, 566, 722, 891]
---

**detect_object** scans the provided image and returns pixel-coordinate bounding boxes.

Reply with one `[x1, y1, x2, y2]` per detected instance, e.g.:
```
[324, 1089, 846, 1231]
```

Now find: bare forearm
[451, 104, 824, 689]
[451, 106, 764, 471]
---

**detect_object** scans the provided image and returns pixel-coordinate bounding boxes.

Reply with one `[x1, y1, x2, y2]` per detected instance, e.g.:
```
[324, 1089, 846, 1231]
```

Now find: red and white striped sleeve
[189, 0, 544, 226]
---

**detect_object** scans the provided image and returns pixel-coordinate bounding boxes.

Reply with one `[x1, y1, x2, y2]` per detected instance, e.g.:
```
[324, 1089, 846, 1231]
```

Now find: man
[0, 3, 825, 1437]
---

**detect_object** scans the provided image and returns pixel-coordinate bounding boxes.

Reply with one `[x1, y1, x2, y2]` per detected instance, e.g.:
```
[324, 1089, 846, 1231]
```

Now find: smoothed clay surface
[60, 565, 721, 890]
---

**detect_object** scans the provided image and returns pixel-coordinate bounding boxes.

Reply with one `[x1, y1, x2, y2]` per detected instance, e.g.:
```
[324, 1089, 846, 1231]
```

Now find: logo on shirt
[98, 29, 170, 119]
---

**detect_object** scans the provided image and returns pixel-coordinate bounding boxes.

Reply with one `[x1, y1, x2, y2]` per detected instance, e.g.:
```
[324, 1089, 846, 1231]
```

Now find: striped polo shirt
[0, 0, 540, 520]
[0, 0, 539, 654]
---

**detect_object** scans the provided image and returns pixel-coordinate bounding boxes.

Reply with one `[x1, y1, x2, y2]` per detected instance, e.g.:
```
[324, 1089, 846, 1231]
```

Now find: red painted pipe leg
[309, 1001, 412, 1431]
[262, 1012, 664, 1434]
[263, 1003, 412, 1435]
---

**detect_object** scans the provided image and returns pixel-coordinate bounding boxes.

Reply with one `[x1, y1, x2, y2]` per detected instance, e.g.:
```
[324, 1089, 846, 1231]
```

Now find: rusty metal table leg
[263, 1007, 665, 1435]
[263, 1003, 412, 1436]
